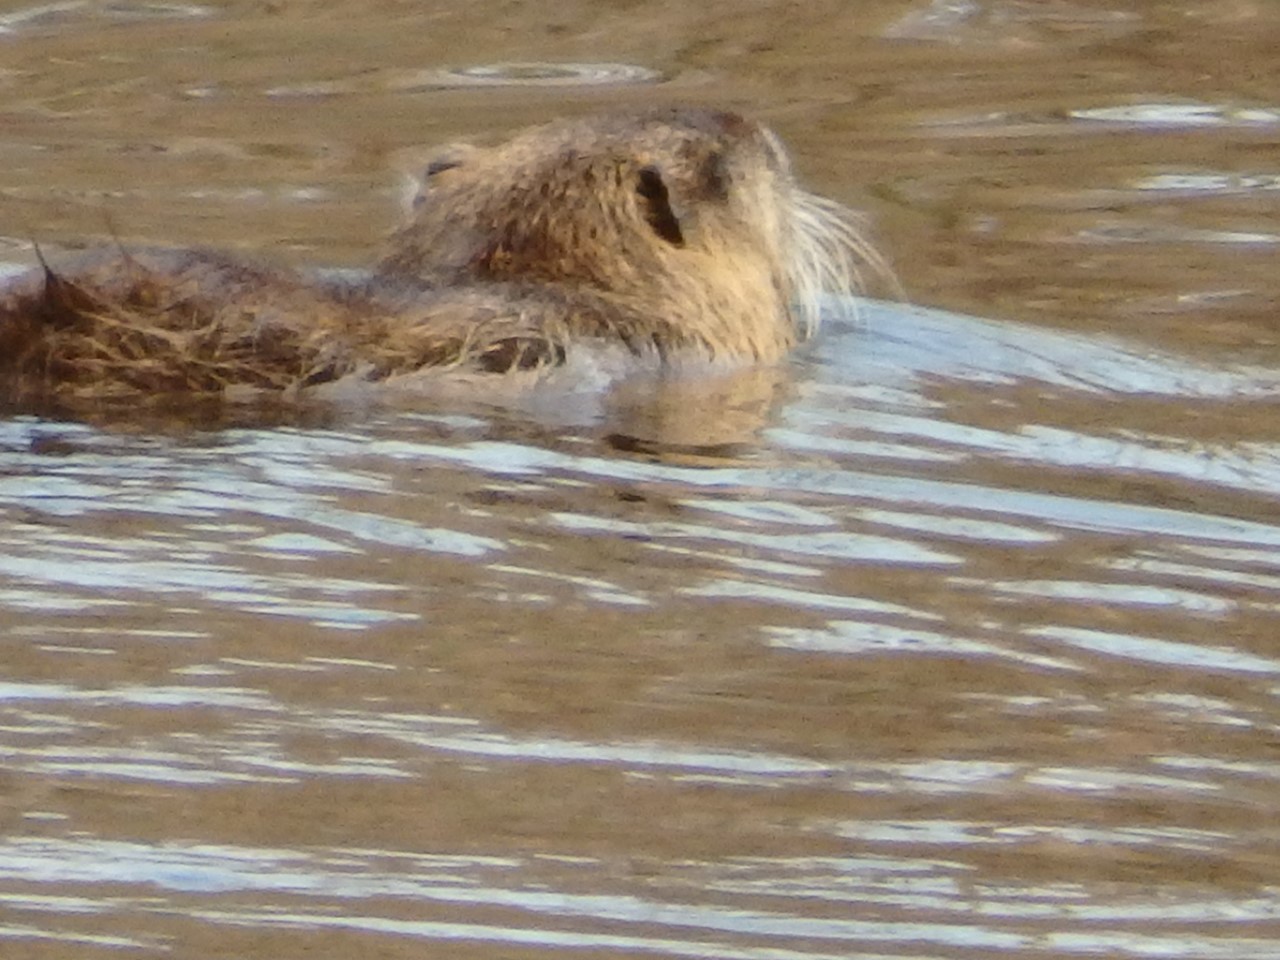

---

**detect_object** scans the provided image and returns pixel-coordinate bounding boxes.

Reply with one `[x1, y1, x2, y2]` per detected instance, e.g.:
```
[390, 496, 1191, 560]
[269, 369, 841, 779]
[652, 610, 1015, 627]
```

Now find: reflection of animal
[0, 108, 882, 404]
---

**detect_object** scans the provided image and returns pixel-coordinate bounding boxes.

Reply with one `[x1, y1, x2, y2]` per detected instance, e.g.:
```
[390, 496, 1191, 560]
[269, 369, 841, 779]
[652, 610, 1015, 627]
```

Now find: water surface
[1, 1, 1279, 957]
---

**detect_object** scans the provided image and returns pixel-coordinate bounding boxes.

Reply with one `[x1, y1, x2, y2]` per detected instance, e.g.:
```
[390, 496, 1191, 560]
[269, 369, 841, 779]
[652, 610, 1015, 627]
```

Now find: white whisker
[784, 190, 900, 339]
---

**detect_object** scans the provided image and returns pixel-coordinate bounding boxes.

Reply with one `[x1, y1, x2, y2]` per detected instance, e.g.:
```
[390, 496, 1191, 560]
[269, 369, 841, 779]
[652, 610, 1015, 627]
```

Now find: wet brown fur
[0, 108, 879, 405]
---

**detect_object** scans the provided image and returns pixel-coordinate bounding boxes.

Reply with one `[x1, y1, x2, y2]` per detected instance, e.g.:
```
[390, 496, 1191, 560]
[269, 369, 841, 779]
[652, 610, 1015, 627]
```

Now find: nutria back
[0, 108, 881, 406]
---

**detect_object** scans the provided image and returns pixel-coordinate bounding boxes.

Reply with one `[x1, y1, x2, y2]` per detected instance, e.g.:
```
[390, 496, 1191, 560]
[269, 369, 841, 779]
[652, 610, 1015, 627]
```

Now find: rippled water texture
[2, 1, 1279, 957]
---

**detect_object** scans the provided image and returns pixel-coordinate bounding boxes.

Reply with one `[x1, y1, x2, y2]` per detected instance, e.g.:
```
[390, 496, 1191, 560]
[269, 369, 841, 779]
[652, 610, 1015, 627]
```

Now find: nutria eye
[425, 158, 462, 177]
[699, 152, 729, 203]
[636, 165, 685, 247]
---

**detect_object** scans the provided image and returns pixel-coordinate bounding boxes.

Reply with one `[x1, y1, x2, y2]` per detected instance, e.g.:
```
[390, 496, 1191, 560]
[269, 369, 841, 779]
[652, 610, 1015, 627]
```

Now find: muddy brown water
[2, 1, 1280, 957]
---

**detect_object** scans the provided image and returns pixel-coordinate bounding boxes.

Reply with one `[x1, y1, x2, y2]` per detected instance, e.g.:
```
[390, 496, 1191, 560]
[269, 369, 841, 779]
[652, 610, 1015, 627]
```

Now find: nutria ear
[636, 165, 685, 247]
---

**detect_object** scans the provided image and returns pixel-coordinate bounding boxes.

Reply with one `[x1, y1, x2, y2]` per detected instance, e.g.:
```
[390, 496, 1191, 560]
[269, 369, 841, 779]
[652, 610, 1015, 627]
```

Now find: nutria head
[378, 108, 883, 362]
[0, 108, 888, 412]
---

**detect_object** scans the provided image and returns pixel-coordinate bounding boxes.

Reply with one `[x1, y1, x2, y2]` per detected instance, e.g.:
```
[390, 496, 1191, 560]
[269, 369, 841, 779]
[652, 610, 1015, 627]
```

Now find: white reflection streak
[769, 622, 1078, 672]
[378, 731, 835, 777]
[179, 908, 921, 960]
[0, 923, 147, 949]
[553, 512, 961, 566]
[1029, 626, 1280, 674]
[1071, 104, 1280, 127]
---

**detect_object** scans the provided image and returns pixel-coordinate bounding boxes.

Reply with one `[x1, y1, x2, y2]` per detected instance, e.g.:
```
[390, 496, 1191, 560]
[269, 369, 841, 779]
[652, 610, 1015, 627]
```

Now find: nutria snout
[0, 107, 886, 404]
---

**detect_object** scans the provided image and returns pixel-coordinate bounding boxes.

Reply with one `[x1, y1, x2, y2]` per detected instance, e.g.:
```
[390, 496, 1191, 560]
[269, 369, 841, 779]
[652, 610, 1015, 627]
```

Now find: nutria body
[0, 108, 880, 405]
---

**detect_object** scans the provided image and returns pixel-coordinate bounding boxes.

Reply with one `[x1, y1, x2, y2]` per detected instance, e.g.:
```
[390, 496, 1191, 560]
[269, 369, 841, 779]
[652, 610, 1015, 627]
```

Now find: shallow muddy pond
[2, 1, 1280, 958]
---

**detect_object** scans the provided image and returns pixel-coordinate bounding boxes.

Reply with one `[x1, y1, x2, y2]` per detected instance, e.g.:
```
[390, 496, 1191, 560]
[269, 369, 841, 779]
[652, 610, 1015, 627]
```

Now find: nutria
[0, 108, 884, 406]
